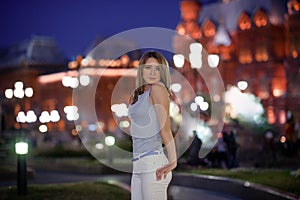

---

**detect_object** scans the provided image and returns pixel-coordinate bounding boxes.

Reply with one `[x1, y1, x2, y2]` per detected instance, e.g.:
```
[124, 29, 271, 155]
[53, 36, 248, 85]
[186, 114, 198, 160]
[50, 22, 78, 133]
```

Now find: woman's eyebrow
[144, 64, 161, 67]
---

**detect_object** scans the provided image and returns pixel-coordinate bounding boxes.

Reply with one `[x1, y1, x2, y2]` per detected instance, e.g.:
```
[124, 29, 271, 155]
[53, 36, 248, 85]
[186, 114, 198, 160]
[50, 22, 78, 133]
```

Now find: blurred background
[0, 0, 299, 173]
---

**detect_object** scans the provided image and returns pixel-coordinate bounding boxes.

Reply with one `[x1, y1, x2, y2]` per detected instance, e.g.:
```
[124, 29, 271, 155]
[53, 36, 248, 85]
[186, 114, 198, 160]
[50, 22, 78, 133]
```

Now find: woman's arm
[150, 83, 177, 180]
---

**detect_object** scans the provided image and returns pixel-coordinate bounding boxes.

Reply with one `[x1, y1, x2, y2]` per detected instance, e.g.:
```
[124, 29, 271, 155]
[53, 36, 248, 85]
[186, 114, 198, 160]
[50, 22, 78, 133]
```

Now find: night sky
[0, 0, 219, 59]
[0, 0, 186, 58]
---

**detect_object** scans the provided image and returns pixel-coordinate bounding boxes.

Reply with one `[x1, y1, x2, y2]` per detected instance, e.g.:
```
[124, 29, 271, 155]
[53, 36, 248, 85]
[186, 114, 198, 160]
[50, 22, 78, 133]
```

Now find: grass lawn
[185, 168, 300, 196]
[0, 181, 130, 200]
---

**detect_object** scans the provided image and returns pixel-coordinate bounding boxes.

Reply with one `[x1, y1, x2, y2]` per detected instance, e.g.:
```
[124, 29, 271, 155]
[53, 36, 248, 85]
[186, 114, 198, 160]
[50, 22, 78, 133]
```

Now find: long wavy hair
[130, 51, 171, 104]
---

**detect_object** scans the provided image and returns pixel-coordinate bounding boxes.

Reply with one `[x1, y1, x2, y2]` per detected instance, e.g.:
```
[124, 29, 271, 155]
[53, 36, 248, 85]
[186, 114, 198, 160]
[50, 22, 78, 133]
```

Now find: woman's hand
[156, 161, 177, 180]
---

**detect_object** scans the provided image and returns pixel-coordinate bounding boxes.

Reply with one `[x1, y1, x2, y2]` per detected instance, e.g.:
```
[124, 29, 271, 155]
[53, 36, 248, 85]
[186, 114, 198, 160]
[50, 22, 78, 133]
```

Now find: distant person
[262, 130, 277, 166]
[128, 51, 177, 200]
[223, 130, 239, 168]
[295, 120, 300, 157]
[216, 132, 228, 169]
[285, 115, 296, 155]
[187, 130, 203, 166]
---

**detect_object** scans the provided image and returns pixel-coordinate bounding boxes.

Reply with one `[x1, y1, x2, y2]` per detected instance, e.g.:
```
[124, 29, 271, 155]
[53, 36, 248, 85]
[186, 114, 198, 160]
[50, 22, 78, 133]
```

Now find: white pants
[131, 153, 172, 200]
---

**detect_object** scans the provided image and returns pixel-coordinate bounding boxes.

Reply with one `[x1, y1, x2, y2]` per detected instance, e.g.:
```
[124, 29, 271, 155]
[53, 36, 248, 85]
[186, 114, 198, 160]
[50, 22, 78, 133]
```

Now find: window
[238, 12, 251, 30]
[288, 0, 300, 14]
[239, 48, 252, 64]
[203, 19, 216, 37]
[253, 8, 268, 27]
[255, 46, 269, 62]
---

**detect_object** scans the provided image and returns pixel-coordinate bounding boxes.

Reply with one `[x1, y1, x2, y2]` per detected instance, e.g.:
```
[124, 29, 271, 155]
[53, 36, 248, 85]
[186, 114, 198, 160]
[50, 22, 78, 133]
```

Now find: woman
[128, 51, 177, 200]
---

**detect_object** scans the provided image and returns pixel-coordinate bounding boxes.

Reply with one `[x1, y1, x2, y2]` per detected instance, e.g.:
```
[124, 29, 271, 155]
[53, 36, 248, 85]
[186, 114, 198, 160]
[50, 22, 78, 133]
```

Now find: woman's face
[142, 57, 161, 85]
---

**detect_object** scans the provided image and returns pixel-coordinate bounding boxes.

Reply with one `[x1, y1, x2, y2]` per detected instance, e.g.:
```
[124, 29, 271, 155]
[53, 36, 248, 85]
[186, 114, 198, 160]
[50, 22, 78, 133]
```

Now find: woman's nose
[150, 68, 155, 75]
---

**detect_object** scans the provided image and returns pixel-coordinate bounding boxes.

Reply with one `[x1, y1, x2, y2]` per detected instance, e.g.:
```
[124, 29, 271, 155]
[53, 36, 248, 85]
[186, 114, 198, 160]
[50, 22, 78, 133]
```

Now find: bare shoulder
[151, 83, 169, 102]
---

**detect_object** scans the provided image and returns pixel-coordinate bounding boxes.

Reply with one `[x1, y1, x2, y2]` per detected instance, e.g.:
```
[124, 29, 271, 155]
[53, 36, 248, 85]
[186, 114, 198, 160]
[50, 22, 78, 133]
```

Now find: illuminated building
[0, 0, 299, 150]
[0, 36, 139, 144]
[174, 0, 300, 134]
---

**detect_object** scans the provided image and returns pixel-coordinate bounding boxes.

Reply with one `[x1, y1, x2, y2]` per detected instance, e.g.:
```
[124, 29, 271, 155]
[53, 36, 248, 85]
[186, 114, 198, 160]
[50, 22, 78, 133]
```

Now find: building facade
[174, 0, 300, 136]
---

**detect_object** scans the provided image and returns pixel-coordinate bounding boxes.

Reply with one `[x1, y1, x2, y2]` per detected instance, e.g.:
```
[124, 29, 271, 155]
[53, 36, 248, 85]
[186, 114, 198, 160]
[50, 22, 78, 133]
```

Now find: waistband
[132, 150, 162, 162]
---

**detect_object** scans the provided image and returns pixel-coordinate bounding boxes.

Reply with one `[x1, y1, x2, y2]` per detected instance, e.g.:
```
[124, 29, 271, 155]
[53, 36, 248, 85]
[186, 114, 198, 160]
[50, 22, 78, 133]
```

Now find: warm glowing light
[16, 111, 26, 123]
[26, 110, 37, 123]
[189, 54, 202, 69]
[95, 143, 104, 150]
[14, 81, 23, 89]
[294, 3, 300, 11]
[190, 43, 203, 53]
[25, 87, 33, 97]
[5, 89, 13, 99]
[237, 81, 248, 90]
[280, 136, 286, 143]
[76, 125, 82, 132]
[253, 9, 268, 27]
[199, 102, 209, 111]
[89, 59, 96, 66]
[70, 77, 79, 88]
[279, 110, 286, 124]
[173, 54, 185, 68]
[178, 27, 185, 35]
[79, 75, 90, 86]
[190, 102, 198, 112]
[213, 95, 221, 102]
[171, 83, 182, 93]
[39, 124, 48, 133]
[225, 86, 264, 121]
[64, 106, 79, 121]
[62, 75, 79, 88]
[120, 54, 130, 66]
[217, 132, 222, 138]
[208, 54, 219, 68]
[50, 110, 60, 122]
[105, 136, 115, 146]
[15, 142, 28, 155]
[192, 31, 202, 39]
[14, 88, 24, 99]
[195, 96, 204, 105]
[203, 20, 216, 37]
[239, 49, 253, 64]
[111, 103, 128, 117]
[39, 111, 51, 123]
[119, 120, 130, 128]
[267, 106, 276, 124]
[273, 89, 282, 97]
[255, 47, 269, 62]
[292, 50, 298, 58]
[132, 60, 139, 67]
[68, 60, 78, 69]
[71, 129, 78, 136]
[238, 12, 251, 30]
[62, 76, 71, 87]
[258, 91, 269, 100]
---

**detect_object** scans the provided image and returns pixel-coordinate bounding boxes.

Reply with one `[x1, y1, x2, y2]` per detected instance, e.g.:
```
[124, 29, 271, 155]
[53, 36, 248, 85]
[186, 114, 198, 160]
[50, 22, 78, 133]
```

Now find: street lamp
[15, 140, 28, 195]
[105, 136, 115, 164]
[4, 81, 34, 196]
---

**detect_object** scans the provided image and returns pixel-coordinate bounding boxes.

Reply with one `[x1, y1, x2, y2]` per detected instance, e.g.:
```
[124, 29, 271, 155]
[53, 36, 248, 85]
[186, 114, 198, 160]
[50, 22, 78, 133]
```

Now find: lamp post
[105, 135, 115, 164]
[4, 81, 34, 196]
[15, 140, 28, 195]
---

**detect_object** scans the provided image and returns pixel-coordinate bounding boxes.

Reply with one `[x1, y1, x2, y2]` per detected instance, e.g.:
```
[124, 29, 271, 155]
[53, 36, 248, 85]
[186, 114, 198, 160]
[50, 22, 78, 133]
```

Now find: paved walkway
[0, 170, 242, 200]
